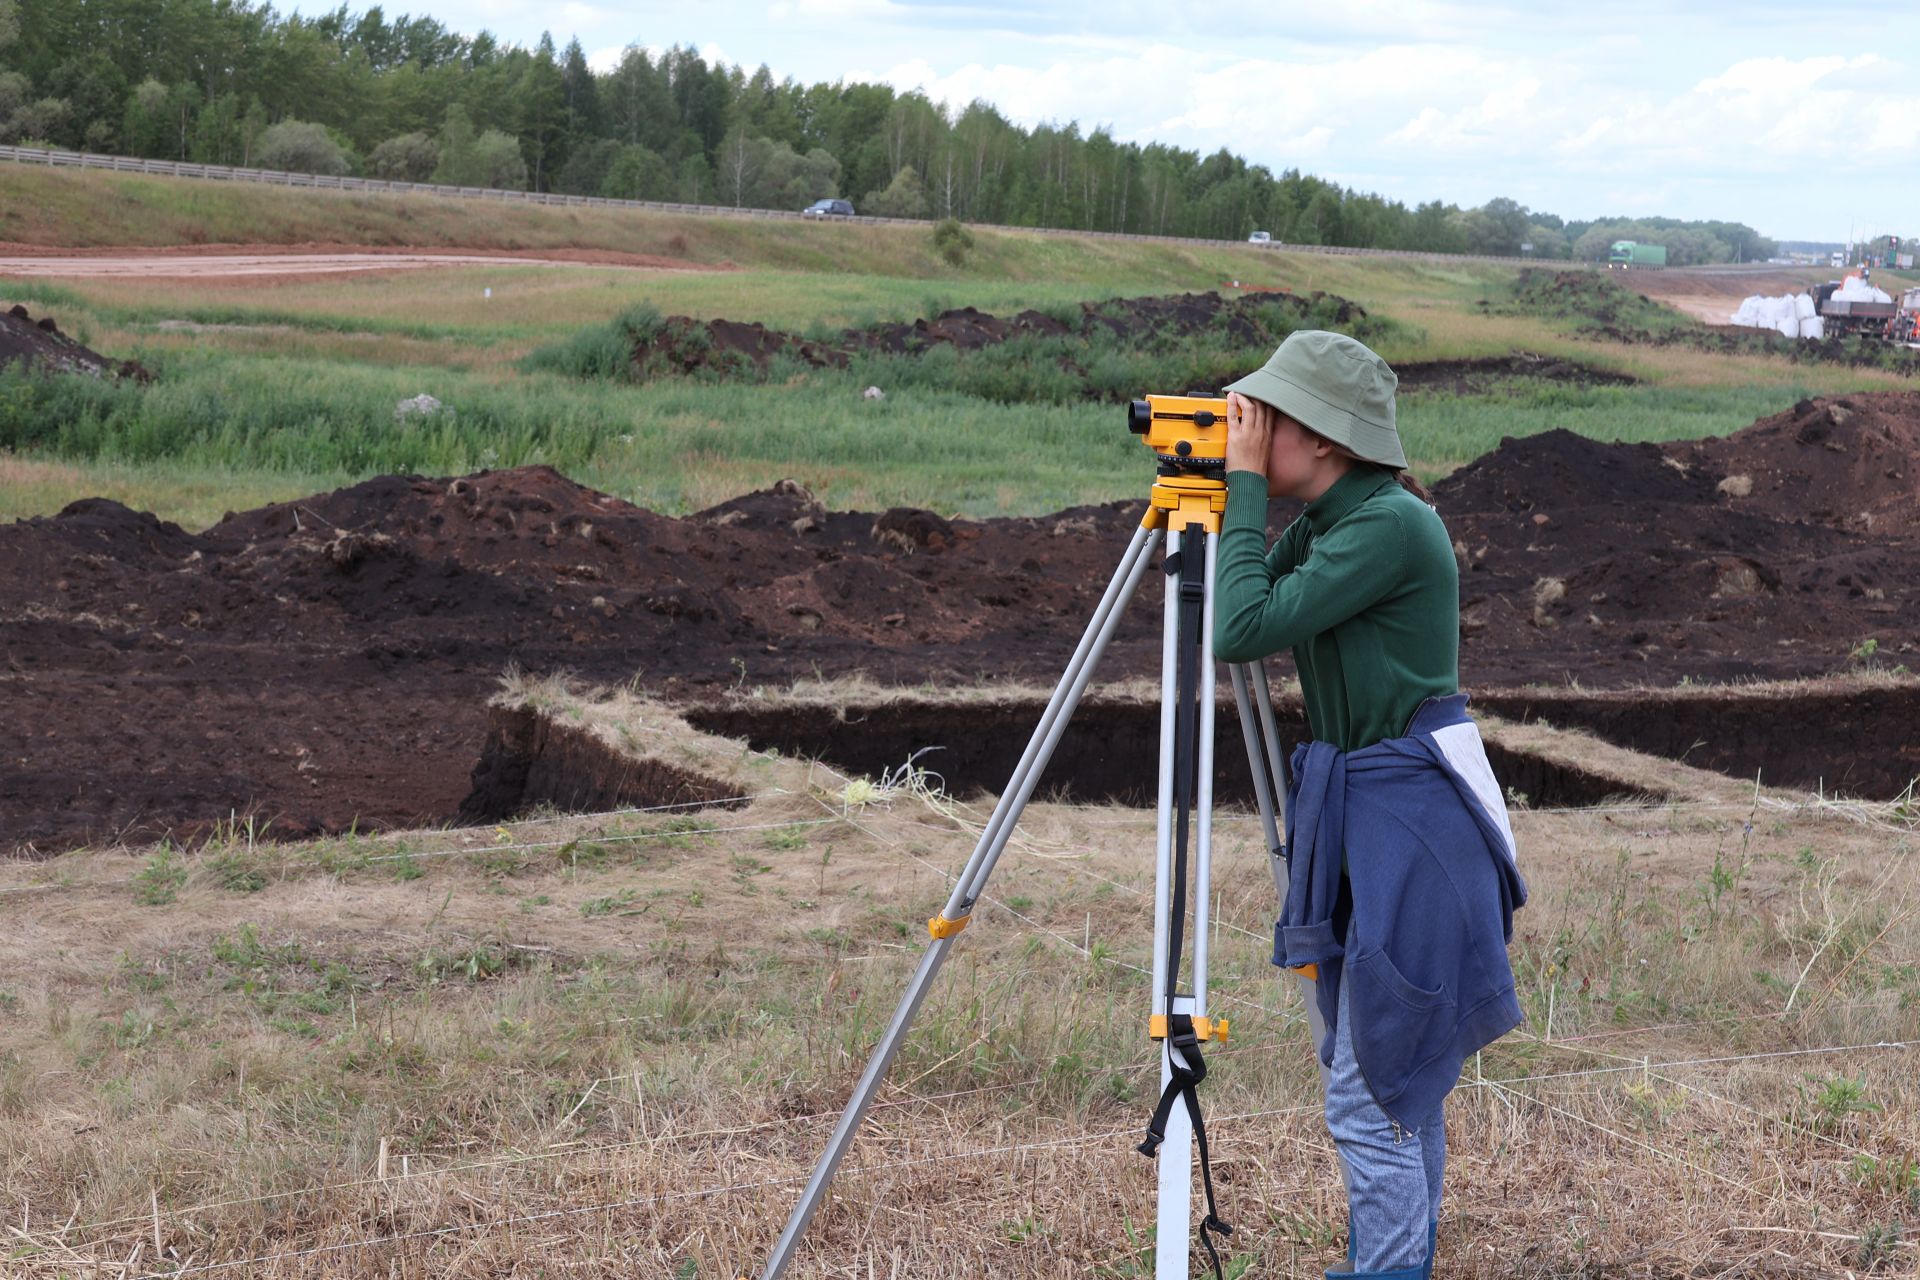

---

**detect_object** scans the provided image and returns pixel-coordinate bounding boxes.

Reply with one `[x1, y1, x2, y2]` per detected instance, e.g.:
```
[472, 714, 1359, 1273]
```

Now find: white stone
[395, 394, 450, 423]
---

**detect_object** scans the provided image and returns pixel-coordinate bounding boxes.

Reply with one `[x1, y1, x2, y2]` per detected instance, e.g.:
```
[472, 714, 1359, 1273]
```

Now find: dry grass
[1, 692, 1915, 1278]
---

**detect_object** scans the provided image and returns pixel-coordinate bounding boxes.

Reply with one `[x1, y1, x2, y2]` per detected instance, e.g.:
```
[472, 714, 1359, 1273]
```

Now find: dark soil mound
[1395, 353, 1637, 395]
[649, 317, 849, 374]
[7, 391, 1919, 851]
[628, 290, 1374, 379]
[0, 304, 152, 382]
[1435, 395, 1918, 685]
[2, 467, 1155, 852]
[860, 304, 1073, 354]
[1437, 429, 1717, 515]
[1671, 393, 1920, 533]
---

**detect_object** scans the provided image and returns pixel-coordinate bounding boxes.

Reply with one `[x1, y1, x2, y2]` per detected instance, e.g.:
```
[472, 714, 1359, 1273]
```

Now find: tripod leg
[1227, 663, 1332, 1079]
[1150, 526, 1193, 1279]
[760, 524, 1163, 1280]
[1152, 525, 1225, 1280]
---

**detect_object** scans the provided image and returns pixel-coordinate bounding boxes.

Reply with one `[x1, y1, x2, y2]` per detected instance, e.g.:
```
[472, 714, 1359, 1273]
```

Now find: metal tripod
[761, 478, 1332, 1280]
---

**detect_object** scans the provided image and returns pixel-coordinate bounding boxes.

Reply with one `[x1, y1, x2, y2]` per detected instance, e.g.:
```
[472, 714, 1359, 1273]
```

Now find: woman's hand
[1225, 391, 1274, 479]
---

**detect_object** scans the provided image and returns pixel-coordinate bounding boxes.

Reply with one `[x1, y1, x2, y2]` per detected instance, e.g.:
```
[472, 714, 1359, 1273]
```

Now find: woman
[1214, 331, 1528, 1280]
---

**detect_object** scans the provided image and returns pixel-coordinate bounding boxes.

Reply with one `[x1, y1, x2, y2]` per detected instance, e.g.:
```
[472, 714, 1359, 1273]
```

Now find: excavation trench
[460, 705, 750, 823]
[1474, 681, 1920, 800]
[681, 696, 1661, 810]
[317, 678, 1920, 832]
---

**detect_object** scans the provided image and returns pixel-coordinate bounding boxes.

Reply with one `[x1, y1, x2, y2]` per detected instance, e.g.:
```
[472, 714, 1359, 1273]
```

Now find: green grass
[0, 346, 1851, 522]
[0, 355, 1147, 519]
[2, 205, 1913, 526]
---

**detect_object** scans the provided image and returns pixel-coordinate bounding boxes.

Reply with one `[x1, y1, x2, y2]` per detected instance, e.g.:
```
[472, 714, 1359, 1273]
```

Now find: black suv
[802, 198, 855, 218]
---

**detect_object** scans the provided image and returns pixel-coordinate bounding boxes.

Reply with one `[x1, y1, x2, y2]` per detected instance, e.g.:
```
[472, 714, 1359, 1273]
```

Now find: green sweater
[1213, 467, 1459, 751]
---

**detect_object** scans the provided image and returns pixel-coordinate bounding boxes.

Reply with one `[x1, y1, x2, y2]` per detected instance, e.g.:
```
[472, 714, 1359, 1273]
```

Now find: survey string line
[1485, 1079, 1769, 1199]
[1547, 996, 1899, 1044]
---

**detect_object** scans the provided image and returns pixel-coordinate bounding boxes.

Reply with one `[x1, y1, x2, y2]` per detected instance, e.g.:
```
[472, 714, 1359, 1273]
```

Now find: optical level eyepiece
[1127, 392, 1230, 477]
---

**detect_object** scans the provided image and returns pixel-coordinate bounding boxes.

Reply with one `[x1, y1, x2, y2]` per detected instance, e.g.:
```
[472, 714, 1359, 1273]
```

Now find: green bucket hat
[1223, 330, 1405, 469]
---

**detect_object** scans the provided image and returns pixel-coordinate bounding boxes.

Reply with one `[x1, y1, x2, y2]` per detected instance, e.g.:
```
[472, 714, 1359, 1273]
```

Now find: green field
[0, 166, 1911, 527]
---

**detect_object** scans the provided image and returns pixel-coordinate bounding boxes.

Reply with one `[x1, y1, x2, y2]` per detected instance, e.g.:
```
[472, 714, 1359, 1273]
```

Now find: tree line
[0, 0, 1779, 264]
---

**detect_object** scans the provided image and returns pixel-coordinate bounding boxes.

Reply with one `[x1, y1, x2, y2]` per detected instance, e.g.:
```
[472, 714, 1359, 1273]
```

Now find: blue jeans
[1325, 966, 1446, 1272]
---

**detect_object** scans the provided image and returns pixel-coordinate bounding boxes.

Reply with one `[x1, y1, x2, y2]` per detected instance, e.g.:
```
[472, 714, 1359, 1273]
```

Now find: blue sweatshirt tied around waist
[1277, 693, 1529, 1128]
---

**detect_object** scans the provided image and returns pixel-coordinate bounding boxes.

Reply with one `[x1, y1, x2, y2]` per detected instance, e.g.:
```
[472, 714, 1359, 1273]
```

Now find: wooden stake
[150, 1185, 162, 1259]
[377, 1135, 389, 1182]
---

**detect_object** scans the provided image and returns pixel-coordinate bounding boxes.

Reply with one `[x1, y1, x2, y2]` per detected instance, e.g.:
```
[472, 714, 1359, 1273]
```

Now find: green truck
[1608, 240, 1667, 269]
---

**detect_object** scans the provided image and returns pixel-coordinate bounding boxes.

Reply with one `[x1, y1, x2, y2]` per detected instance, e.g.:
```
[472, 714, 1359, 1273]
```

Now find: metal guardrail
[0, 141, 1598, 270]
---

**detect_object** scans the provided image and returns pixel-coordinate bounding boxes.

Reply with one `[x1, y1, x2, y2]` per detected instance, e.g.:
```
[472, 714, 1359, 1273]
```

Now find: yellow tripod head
[1129, 393, 1232, 534]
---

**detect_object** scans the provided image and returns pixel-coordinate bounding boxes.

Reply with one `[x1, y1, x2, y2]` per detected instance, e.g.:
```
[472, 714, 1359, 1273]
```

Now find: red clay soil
[0, 241, 724, 272]
[0, 304, 152, 381]
[3, 394, 1918, 851]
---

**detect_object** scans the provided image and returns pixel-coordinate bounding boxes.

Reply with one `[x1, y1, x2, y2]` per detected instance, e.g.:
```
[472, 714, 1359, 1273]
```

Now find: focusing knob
[1192, 410, 1217, 427]
[1175, 440, 1192, 457]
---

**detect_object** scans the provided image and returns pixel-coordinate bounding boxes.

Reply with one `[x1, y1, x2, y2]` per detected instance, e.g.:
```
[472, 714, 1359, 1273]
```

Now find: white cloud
[767, 0, 901, 18]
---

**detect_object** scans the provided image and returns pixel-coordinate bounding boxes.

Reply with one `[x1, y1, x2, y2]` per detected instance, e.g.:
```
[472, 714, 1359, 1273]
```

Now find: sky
[386, 0, 1916, 243]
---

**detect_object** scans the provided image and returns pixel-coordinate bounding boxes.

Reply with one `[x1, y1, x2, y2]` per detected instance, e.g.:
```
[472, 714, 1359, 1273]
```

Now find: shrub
[932, 217, 974, 267]
[865, 166, 927, 219]
[133, 844, 187, 906]
[256, 119, 350, 176]
[367, 131, 439, 183]
[600, 143, 665, 201]
[521, 304, 664, 381]
[472, 129, 528, 191]
[2, 96, 72, 146]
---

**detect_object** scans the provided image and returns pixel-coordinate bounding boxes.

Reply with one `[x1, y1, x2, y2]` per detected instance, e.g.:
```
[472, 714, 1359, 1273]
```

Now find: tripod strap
[1138, 529, 1232, 1280]
[1139, 1015, 1234, 1277]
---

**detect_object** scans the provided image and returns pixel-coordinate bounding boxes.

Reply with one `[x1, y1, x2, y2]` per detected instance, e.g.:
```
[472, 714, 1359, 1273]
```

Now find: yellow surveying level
[1128, 393, 1231, 471]
[1130, 394, 1232, 536]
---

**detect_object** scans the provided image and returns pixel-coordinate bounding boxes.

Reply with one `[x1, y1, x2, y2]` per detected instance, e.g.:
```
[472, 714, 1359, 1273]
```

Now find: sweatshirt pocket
[1346, 943, 1457, 1104]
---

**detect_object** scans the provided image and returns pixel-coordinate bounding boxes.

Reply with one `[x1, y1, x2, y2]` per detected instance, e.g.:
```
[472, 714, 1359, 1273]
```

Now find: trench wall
[686, 700, 1648, 809]
[1474, 683, 1920, 799]
[461, 706, 748, 822]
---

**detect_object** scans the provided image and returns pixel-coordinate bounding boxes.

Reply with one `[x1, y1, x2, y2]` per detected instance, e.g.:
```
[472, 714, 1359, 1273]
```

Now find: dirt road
[1629, 265, 1832, 325]
[0, 245, 713, 278]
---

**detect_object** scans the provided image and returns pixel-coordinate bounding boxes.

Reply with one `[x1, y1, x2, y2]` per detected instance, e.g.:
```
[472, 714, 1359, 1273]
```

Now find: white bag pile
[1832, 274, 1892, 305]
[1729, 291, 1823, 340]
[1736, 273, 1897, 340]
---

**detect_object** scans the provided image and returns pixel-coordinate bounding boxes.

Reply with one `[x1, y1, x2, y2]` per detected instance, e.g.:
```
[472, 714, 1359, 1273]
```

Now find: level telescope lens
[1127, 399, 1152, 435]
